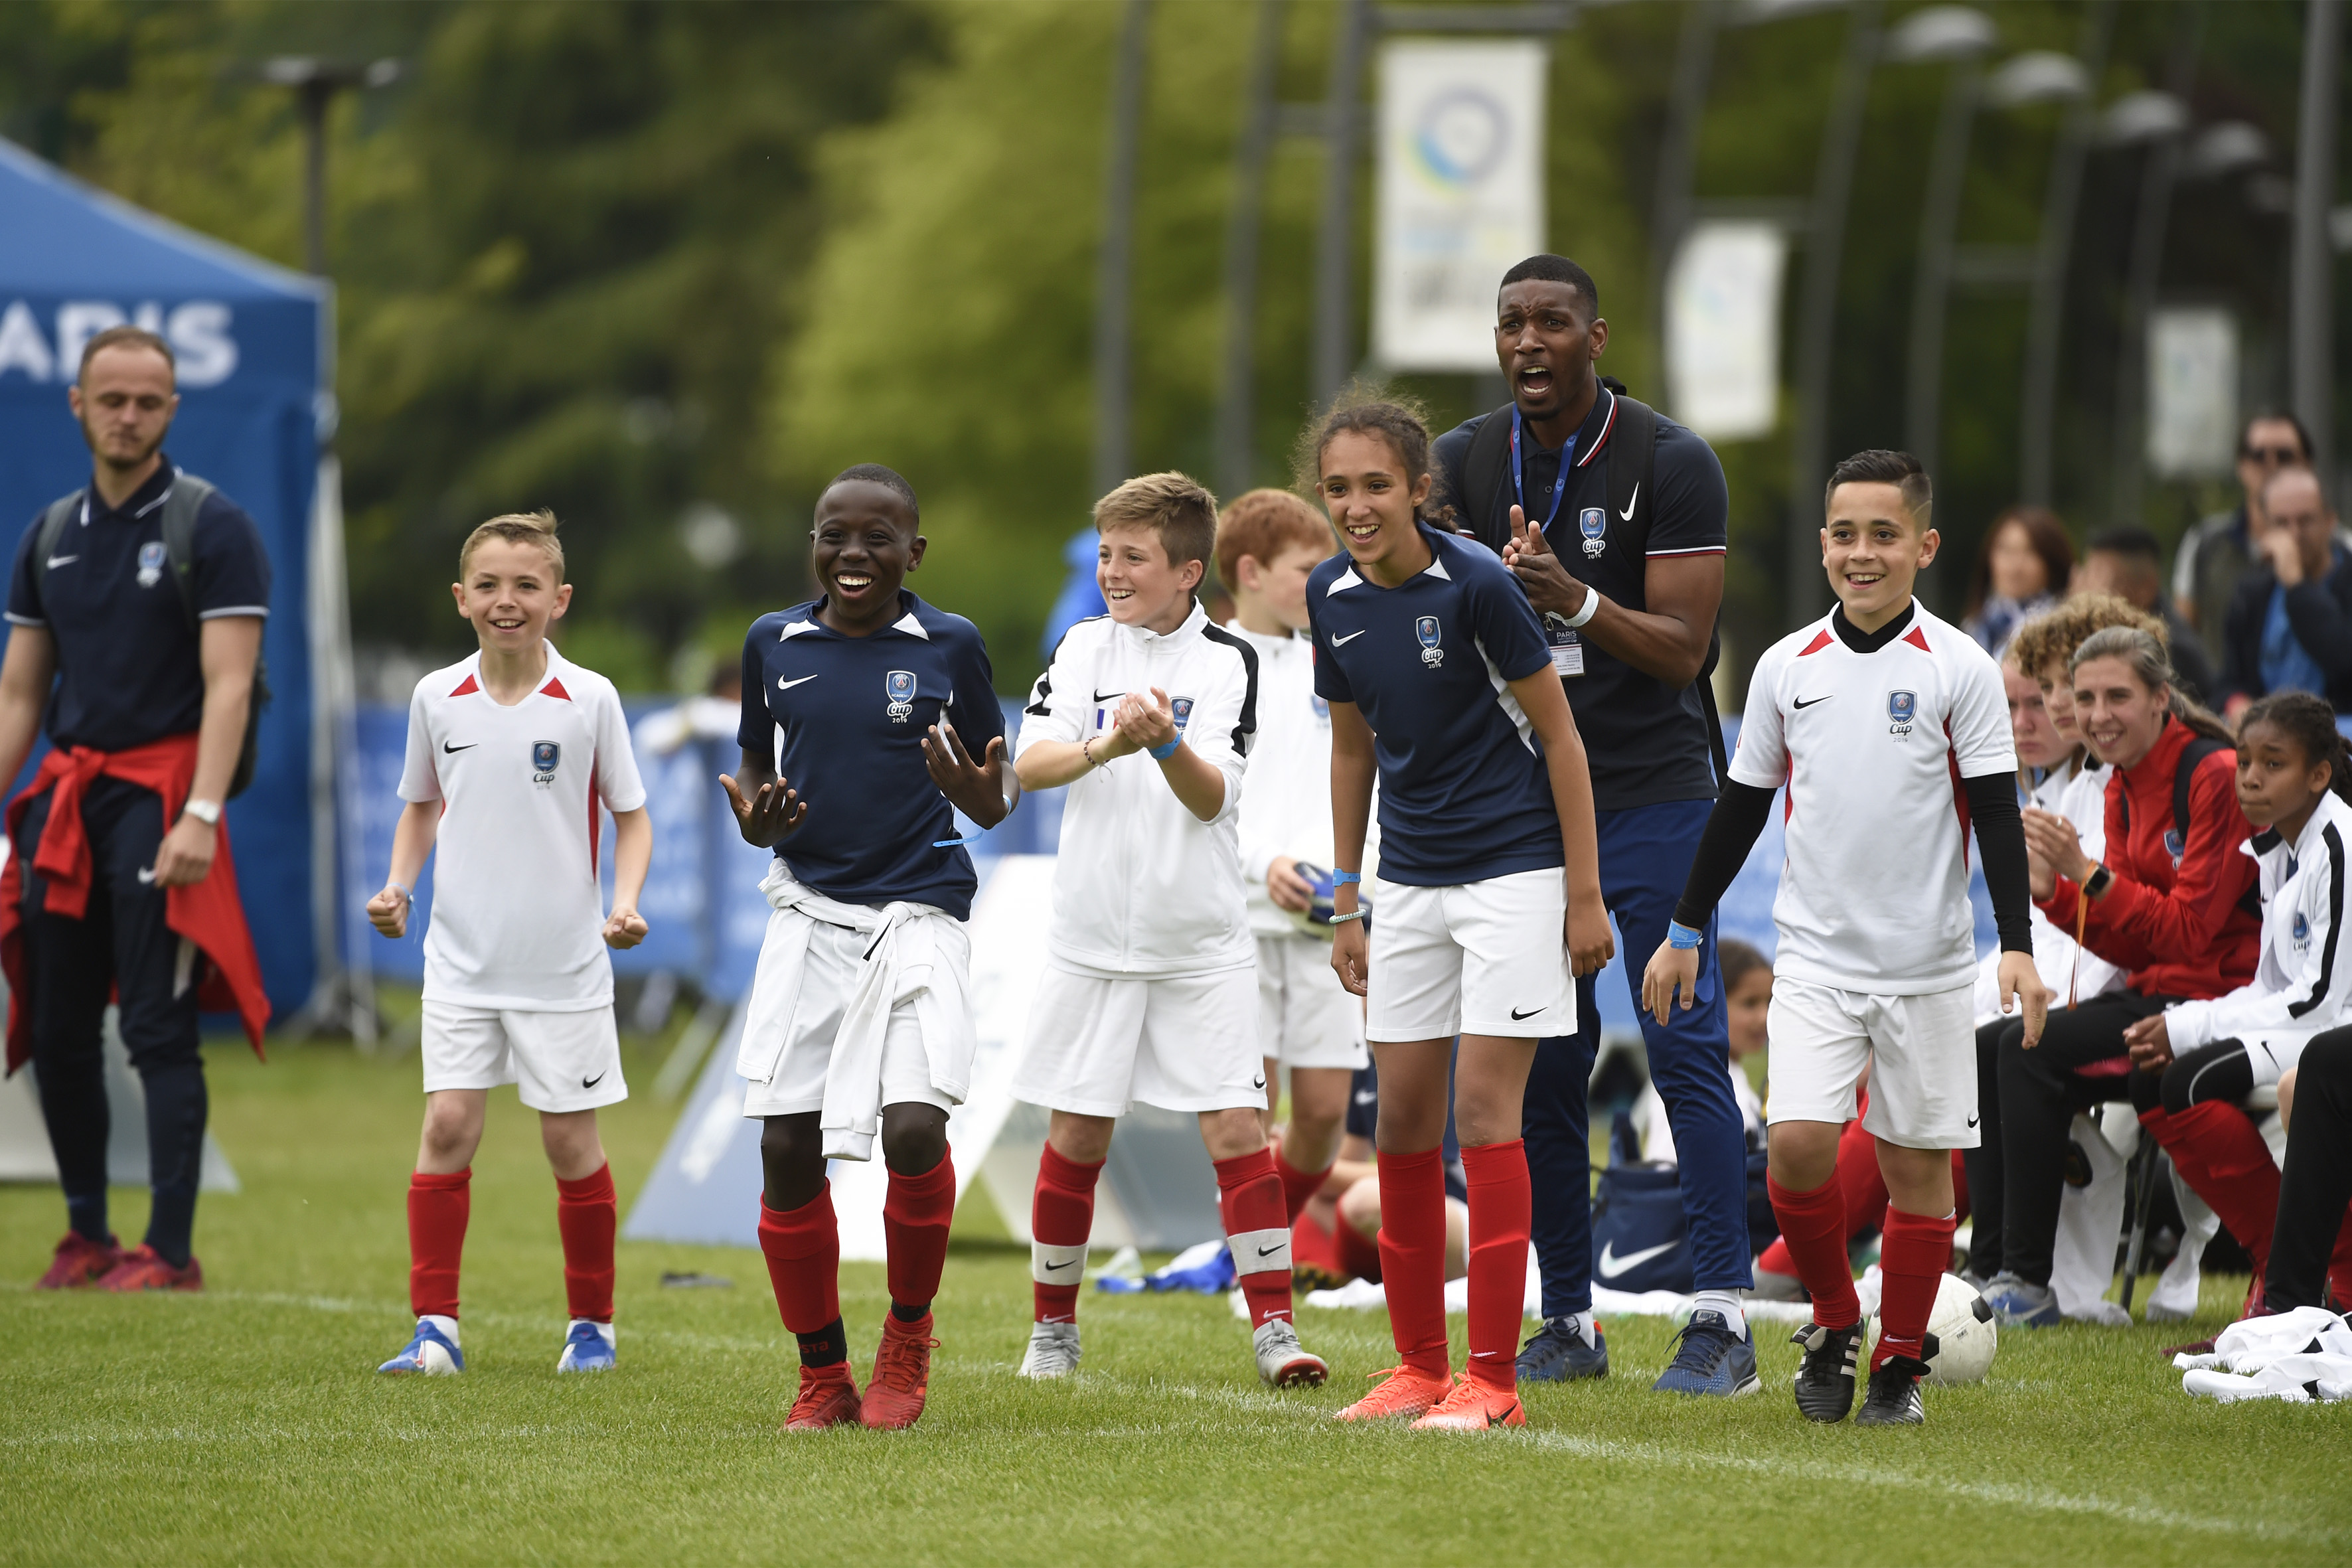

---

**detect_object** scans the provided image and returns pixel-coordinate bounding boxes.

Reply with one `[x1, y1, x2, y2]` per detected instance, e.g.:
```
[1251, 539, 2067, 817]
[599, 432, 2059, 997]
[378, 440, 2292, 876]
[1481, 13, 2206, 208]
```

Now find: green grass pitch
[2, 1036, 2347, 1566]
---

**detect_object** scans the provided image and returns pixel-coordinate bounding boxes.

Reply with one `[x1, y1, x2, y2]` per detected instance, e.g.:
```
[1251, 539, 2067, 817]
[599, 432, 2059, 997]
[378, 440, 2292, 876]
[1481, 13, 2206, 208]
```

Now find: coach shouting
[3, 325, 271, 1294]
[1436, 256, 1757, 1395]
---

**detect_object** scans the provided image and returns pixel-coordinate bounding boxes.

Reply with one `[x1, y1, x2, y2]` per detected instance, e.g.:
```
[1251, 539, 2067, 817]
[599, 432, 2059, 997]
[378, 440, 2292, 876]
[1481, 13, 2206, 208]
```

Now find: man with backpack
[1433, 254, 1754, 1394]
[5, 324, 271, 1293]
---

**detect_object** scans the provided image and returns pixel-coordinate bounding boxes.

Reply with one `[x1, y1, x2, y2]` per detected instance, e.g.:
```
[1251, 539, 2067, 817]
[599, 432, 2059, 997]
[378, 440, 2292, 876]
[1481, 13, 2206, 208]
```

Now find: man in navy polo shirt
[0, 325, 270, 1293]
[1435, 255, 1756, 1396]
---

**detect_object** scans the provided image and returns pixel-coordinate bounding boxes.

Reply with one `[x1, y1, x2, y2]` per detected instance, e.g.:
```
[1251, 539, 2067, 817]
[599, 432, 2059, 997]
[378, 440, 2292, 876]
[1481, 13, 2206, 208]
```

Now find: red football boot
[37, 1231, 123, 1289]
[96, 1245, 203, 1293]
[783, 1363, 862, 1433]
[860, 1312, 939, 1431]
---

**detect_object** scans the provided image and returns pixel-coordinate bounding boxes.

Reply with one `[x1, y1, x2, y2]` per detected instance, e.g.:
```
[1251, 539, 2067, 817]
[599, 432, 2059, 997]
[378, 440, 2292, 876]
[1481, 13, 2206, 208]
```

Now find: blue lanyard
[1508, 406, 1576, 536]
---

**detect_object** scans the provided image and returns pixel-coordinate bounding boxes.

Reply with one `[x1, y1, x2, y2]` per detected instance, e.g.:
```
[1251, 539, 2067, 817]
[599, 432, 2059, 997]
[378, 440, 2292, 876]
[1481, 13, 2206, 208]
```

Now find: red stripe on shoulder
[1903, 626, 1931, 652]
[449, 673, 479, 697]
[541, 676, 572, 701]
[1797, 630, 1833, 657]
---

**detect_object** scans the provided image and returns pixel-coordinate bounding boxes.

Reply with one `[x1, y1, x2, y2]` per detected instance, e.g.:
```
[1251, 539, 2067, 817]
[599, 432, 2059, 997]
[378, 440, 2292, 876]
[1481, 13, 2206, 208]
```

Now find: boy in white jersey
[1216, 489, 1367, 1228]
[369, 511, 651, 1376]
[1012, 472, 1327, 1389]
[1644, 450, 2047, 1427]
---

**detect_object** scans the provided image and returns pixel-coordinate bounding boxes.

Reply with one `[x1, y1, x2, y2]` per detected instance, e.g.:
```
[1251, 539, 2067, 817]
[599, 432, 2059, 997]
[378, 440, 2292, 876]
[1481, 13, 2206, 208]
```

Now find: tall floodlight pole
[1093, 0, 1152, 499]
[1312, 0, 1373, 407]
[2292, 0, 2342, 484]
[1895, 7, 1997, 489]
[1783, 1, 1882, 628]
[1217, 0, 1288, 503]
[2108, 11, 2203, 528]
[2015, 0, 2118, 507]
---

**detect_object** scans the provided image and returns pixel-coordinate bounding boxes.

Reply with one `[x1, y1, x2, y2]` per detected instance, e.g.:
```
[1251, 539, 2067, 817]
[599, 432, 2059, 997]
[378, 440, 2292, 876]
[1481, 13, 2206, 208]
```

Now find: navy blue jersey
[737, 591, 1003, 920]
[6, 458, 272, 752]
[1307, 526, 1562, 886]
[1434, 391, 1729, 813]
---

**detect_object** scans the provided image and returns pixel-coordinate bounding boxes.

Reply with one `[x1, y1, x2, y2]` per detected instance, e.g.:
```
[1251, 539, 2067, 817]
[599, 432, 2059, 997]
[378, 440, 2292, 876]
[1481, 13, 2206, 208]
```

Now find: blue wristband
[1148, 738, 1180, 760]
[1667, 920, 1704, 950]
[1332, 869, 1362, 886]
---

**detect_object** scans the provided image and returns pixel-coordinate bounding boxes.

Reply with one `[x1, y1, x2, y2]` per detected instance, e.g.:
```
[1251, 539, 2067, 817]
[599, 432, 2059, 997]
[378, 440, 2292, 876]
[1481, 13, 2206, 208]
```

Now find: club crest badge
[531, 740, 560, 786]
[2296, 911, 2312, 945]
[1578, 507, 1608, 558]
[2164, 828, 2186, 867]
[1170, 696, 1194, 733]
[1417, 615, 1444, 668]
[136, 540, 167, 589]
[886, 668, 917, 723]
[1886, 689, 1917, 738]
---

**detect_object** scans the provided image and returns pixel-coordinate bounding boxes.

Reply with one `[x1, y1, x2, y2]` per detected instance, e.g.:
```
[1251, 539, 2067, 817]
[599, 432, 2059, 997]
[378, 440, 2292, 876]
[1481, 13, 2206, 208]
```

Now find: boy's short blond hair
[1095, 471, 1219, 574]
[1215, 488, 1336, 590]
[459, 509, 566, 579]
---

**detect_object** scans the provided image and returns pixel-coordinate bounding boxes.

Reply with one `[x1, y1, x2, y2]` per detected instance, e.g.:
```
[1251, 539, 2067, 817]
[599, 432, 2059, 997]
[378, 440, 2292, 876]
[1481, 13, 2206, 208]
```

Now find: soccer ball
[1891, 1273, 1997, 1385]
[1287, 862, 1368, 938]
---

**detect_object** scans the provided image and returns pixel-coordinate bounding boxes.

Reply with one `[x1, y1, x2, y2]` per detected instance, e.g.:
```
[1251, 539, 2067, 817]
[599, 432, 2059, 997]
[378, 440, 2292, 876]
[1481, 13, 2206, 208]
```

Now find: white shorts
[1764, 977, 1978, 1148]
[1256, 933, 1368, 1071]
[1012, 963, 1264, 1117]
[421, 1002, 625, 1115]
[1364, 866, 1572, 1042]
[738, 914, 962, 1121]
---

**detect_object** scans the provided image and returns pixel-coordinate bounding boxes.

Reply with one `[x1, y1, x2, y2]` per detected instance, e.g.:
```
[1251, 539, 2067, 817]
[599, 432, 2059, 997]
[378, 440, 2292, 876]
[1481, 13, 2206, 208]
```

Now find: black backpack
[1450, 380, 1729, 781]
[33, 474, 269, 797]
[2112, 734, 2261, 921]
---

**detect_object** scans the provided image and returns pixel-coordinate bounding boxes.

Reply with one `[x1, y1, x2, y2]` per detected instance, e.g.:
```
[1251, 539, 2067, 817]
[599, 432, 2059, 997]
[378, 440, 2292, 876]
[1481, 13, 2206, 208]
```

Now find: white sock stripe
[1030, 1240, 1089, 1283]
[1227, 1227, 1291, 1275]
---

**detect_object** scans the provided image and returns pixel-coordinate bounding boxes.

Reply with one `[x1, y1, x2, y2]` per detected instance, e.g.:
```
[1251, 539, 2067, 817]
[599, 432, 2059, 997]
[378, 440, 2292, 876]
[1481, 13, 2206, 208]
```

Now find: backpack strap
[1456, 407, 1516, 554]
[157, 473, 216, 633]
[2171, 735, 2263, 921]
[31, 491, 83, 615]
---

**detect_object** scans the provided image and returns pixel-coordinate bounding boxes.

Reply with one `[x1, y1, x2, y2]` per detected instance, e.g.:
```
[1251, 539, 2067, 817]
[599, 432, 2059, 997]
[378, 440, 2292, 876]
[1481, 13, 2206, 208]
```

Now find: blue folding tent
[0, 138, 327, 1020]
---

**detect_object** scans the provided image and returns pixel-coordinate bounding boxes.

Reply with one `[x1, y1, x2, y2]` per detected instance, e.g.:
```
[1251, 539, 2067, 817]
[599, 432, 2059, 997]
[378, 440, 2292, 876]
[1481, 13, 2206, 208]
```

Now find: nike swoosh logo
[1043, 1259, 1075, 1272]
[1331, 629, 1367, 646]
[1619, 483, 1639, 522]
[1251, 1075, 1267, 1089]
[45, 554, 77, 568]
[1792, 695, 1831, 709]
[1510, 1005, 1544, 1020]
[1257, 1243, 1283, 1257]
[583, 1072, 606, 1089]
[777, 674, 819, 691]
[443, 741, 477, 753]
[1093, 689, 1125, 702]
[1354, 1091, 1377, 1105]
[1597, 1239, 1679, 1278]
[137, 868, 156, 884]
[1966, 1111, 1980, 1128]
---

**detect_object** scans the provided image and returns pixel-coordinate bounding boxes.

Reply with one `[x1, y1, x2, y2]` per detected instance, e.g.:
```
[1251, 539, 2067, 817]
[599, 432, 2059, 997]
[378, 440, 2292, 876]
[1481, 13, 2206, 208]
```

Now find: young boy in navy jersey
[1011, 472, 1327, 1389]
[1645, 449, 2047, 1427]
[726, 465, 1013, 1432]
[1308, 397, 1613, 1431]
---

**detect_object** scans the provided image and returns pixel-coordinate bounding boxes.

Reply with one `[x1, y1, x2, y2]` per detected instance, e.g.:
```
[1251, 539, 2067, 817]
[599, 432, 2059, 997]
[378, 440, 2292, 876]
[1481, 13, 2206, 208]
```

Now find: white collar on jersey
[1324, 542, 1450, 595]
[777, 604, 928, 640]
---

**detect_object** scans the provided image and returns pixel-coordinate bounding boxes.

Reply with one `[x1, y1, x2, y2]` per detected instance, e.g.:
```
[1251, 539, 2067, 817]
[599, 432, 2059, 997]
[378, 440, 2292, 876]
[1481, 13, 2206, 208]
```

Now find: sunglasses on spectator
[2242, 444, 2304, 466]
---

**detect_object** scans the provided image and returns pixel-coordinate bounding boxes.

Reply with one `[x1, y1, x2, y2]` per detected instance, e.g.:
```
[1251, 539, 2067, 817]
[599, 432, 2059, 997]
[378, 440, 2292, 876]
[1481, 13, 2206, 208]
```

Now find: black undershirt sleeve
[1964, 771, 2035, 957]
[1672, 780, 1777, 931]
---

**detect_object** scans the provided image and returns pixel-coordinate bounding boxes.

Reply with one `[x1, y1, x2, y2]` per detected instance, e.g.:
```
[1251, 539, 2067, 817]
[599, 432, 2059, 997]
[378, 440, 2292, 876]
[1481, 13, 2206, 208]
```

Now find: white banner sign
[1374, 40, 1548, 372]
[1666, 220, 1788, 442]
[2147, 307, 2238, 479]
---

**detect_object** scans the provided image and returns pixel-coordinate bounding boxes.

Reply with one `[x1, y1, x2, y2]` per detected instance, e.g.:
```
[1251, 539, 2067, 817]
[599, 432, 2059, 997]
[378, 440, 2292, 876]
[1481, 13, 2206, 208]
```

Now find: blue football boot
[1516, 1317, 1609, 1382]
[556, 1320, 617, 1373]
[1652, 1308, 1761, 1396]
[378, 1319, 464, 1375]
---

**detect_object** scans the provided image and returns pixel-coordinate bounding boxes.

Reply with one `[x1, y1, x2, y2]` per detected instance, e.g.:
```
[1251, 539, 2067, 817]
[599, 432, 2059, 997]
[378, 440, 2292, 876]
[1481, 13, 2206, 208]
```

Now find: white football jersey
[1730, 601, 2015, 994]
[398, 645, 648, 1011]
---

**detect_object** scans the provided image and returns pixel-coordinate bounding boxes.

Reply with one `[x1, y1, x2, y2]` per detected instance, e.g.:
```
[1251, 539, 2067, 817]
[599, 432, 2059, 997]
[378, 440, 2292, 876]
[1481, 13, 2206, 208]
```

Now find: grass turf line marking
[1529, 1431, 2341, 1546]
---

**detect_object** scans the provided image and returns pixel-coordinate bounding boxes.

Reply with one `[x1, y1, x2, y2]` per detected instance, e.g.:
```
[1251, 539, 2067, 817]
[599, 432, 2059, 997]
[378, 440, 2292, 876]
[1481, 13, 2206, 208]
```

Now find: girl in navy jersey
[1304, 394, 1611, 1431]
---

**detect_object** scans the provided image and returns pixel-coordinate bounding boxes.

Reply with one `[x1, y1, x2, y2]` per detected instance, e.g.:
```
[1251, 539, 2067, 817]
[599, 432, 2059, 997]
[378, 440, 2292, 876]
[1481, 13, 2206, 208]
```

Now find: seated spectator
[2114, 693, 2352, 1320]
[1630, 937, 1768, 1164]
[2174, 411, 2318, 661]
[1981, 626, 2261, 1328]
[1961, 505, 2071, 655]
[2075, 525, 2221, 704]
[2218, 467, 2352, 716]
[2262, 1043, 2352, 1315]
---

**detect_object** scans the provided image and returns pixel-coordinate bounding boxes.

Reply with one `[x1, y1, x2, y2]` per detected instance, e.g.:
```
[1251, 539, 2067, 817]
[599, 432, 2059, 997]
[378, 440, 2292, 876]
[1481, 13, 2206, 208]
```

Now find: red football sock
[1272, 1143, 1330, 1226]
[1375, 1146, 1450, 1379]
[757, 1184, 841, 1336]
[1767, 1170, 1860, 1330]
[2153, 1102, 2281, 1275]
[407, 1168, 470, 1320]
[1871, 1206, 1956, 1371]
[554, 1163, 617, 1323]
[1215, 1148, 1294, 1329]
[1949, 1150, 1972, 1226]
[1755, 1235, 1797, 1278]
[1460, 1139, 1531, 1394]
[1030, 1144, 1102, 1324]
[883, 1147, 957, 1313]
[2327, 1207, 2352, 1310]
[1836, 1119, 1887, 1245]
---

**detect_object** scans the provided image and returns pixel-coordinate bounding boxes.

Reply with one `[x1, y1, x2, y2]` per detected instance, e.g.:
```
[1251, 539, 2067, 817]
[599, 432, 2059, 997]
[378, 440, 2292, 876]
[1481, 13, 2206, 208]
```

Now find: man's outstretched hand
[1499, 502, 1588, 620]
